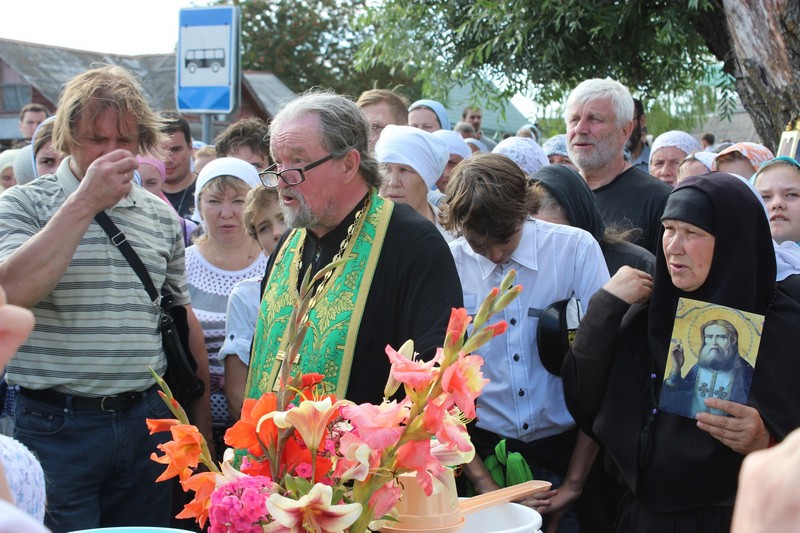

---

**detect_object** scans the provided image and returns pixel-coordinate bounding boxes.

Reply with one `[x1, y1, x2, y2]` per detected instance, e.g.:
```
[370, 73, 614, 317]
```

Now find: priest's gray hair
[269, 90, 381, 189]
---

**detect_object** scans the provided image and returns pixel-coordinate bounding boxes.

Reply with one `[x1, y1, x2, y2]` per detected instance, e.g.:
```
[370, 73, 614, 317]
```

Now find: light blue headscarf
[408, 99, 450, 130]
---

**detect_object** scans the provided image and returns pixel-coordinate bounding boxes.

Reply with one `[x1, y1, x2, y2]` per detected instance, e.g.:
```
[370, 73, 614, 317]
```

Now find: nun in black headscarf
[563, 173, 800, 531]
[531, 164, 655, 276]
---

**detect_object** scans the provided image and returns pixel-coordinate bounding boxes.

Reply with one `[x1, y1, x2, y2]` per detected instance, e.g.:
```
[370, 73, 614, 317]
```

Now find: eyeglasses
[258, 147, 354, 187]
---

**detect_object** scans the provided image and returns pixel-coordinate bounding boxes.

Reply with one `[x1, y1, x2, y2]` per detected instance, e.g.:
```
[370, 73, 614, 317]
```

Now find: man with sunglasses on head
[244, 90, 462, 406]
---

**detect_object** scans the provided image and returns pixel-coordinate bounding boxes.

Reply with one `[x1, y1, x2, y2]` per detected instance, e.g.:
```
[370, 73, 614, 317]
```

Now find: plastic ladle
[459, 480, 553, 515]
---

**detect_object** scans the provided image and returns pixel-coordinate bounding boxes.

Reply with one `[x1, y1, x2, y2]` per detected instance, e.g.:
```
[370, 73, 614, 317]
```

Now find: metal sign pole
[201, 114, 212, 145]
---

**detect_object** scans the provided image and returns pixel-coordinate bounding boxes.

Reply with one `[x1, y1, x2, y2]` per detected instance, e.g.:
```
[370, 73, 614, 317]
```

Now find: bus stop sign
[176, 6, 240, 113]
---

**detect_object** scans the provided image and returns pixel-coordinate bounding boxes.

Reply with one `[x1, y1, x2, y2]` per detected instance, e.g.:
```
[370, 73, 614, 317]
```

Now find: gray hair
[454, 122, 476, 136]
[565, 78, 634, 128]
[270, 90, 381, 189]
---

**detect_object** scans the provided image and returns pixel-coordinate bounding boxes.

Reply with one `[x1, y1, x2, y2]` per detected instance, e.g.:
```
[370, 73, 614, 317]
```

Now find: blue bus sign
[176, 6, 240, 113]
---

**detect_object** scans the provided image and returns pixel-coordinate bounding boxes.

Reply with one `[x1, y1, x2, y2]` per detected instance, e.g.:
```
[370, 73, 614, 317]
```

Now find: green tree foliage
[357, 0, 722, 114]
[226, 0, 421, 100]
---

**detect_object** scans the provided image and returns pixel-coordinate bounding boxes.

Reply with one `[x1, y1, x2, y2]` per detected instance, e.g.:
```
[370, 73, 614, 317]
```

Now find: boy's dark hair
[214, 117, 270, 159]
[441, 153, 539, 243]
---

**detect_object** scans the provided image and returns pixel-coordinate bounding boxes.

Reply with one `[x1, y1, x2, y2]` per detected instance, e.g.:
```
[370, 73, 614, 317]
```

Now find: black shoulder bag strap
[94, 210, 204, 402]
[94, 211, 158, 302]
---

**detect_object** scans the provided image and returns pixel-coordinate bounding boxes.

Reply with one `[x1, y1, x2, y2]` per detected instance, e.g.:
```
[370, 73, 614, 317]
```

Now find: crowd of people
[0, 64, 798, 533]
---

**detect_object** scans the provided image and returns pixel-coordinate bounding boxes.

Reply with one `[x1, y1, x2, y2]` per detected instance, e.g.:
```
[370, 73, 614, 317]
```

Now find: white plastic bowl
[460, 501, 542, 533]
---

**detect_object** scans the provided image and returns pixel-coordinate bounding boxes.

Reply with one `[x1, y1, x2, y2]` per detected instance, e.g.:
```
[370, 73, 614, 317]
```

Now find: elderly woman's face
[650, 146, 687, 186]
[662, 219, 715, 292]
[379, 162, 429, 213]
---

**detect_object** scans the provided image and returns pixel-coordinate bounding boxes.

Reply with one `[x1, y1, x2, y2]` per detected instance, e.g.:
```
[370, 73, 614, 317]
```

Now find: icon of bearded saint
[661, 319, 754, 418]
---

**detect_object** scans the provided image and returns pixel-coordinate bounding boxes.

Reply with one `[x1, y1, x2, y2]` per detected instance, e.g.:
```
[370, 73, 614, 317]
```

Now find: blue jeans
[14, 388, 174, 533]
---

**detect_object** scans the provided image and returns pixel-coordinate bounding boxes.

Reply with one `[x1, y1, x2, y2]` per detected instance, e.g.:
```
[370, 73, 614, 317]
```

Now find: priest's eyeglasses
[258, 147, 354, 187]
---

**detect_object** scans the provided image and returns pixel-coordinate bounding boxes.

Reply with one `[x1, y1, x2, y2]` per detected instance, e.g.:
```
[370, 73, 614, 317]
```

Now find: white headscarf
[193, 157, 260, 222]
[692, 151, 717, 171]
[375, 125, 449, 188]
[431, 130, 472, 161]
[649, 131, 702, 165]
[492, 136, 549, 176]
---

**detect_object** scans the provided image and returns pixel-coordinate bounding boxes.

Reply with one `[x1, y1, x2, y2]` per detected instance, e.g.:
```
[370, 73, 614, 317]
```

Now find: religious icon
[659, 298, 764, 419]
[777, 121, 800, 158]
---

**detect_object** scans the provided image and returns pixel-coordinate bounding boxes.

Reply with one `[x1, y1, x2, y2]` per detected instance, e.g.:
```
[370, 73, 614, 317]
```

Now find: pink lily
[265, 483, 362, 533]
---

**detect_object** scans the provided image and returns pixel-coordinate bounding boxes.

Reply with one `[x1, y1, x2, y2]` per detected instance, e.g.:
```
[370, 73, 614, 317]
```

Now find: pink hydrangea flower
[208, 476, 275, 533]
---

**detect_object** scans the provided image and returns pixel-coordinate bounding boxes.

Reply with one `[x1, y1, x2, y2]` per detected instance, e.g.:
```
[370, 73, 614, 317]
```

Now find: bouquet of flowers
[147, 268, 521, 533]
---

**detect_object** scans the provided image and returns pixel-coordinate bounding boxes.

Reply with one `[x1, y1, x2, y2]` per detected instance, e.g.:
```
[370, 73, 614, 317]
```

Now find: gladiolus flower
[225, 394, 279, 457]
[494, 284, 523, 312]
[441, 354, 488, 419]
[177, 471, 218, 528]
[445, 308, 472, 347]
[386, 344, 442, 390]
[265, 483, 362, 533]
[341, 401, 407, 451]
[335, 432, 375, 482]
[431, 437, 475, 466]
[473, 287, 500, 328]
[395, 440, 442, 496]
[368, 480, 402, 522]
[146, 418, 179, 434]
[486, 320, 508, 337]
[383, 339, 415, 398]
[423, 396, 472, 452]
[151, 424, 204, 481]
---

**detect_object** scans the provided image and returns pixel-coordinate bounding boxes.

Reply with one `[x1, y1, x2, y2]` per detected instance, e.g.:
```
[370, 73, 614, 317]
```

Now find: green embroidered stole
[244, 193, 393, 400]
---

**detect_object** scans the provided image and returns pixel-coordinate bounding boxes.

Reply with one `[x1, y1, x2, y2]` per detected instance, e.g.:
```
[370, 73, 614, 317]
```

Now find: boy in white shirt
[442, 153, 610, 532]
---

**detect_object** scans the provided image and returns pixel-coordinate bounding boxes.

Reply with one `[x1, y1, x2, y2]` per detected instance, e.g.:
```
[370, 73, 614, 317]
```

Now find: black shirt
[260, 197, 463, 404]
[593, 167, 672, 255]
[164, 181, 196, 219]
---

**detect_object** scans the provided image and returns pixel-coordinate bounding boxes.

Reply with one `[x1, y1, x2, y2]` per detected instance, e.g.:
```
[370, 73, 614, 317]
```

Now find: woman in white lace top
[185, 158, 267, 457]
